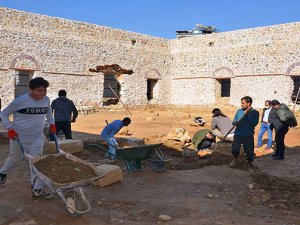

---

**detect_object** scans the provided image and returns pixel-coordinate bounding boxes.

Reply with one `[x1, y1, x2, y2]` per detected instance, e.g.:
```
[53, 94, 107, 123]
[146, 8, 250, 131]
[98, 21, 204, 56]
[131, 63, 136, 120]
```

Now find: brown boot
[229, 158, 238, 167]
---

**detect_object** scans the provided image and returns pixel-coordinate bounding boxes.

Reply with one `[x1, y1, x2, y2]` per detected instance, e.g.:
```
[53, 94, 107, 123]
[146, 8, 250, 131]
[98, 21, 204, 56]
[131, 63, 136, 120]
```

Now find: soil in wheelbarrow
[34, 155, 97, 184]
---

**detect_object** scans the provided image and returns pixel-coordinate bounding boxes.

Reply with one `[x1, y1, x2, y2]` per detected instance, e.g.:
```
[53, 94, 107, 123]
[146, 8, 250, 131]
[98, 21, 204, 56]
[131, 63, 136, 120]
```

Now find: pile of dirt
[251, 171, 300, 193]
[34, 155, 97, 184]
[250, 171, 300, 209]
[159, 145, 232, 170]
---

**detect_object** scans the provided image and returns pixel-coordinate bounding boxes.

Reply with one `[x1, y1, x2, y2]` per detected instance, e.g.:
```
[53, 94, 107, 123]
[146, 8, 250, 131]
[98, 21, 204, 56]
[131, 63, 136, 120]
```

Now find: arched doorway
[144, 68, 161, 103]
[212, 67, 234, 102]
[15, 70, 34, 97]
[9, 53, 41, 98]
[103, 73, 120, 105]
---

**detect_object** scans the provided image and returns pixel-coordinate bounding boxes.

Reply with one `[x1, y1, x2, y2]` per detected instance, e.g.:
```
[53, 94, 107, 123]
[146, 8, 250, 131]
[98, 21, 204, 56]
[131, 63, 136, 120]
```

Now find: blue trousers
[101, 136, 118, 160]
[257, 123, 273, 148]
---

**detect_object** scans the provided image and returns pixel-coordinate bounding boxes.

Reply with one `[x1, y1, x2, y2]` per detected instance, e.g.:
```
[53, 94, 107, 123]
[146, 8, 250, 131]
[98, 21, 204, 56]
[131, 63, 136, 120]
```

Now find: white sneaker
[32, 188, 53, 199]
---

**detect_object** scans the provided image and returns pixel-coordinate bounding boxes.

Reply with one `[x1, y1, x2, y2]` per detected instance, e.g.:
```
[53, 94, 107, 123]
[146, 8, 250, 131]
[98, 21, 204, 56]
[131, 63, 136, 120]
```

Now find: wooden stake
[292, 86, 300, 112]
[108, 84, 132, 115]
[171, 109, 185, 129]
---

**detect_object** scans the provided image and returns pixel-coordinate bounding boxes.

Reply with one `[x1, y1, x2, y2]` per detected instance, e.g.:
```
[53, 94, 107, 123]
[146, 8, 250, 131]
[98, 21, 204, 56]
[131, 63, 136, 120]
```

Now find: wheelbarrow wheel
[64, 189, 88, 217]
[149, 159, 168, 172]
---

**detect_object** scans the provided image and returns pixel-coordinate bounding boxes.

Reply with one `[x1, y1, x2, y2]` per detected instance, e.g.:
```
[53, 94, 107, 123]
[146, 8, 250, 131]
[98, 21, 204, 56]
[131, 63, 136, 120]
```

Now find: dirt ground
[0, 105, 299, 225]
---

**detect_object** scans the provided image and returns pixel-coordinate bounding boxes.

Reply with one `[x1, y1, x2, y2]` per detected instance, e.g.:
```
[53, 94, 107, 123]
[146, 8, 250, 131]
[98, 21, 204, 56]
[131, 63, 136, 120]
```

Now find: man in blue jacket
[230, 96, 259, 167]
[101, 117, 131, 160]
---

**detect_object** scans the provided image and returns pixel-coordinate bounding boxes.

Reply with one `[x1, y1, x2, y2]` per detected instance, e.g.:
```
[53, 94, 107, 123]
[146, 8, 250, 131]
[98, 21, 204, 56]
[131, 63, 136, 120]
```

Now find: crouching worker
[100, 117, 131, 160]
[211, 108, 235, 142]
[0, 77, 56, 198]
[192, 129, 216, 151]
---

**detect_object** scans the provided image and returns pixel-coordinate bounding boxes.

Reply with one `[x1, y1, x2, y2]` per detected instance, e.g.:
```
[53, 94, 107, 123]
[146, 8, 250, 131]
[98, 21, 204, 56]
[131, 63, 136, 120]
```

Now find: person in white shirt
[0, 77, 56, 198]
[255, 100, 275, 150]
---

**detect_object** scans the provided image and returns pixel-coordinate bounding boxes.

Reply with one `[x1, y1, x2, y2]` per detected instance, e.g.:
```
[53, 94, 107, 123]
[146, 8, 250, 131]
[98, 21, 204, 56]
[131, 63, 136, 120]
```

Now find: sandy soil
[0, 105, 299, 225]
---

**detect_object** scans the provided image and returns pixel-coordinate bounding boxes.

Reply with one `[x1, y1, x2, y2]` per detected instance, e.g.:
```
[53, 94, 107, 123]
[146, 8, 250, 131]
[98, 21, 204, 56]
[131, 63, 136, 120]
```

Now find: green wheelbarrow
[89, 143, 171, 173]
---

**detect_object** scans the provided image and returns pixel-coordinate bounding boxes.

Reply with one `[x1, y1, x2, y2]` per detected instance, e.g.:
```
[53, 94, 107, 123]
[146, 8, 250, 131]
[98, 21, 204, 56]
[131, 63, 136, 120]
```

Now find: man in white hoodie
[0, 77, 56, 198]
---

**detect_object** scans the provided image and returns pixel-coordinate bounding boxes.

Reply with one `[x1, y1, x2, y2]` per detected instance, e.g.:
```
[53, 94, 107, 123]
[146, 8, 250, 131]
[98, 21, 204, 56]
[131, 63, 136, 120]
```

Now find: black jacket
[269, 105, 288, 131]
[51, 97, 78, 122]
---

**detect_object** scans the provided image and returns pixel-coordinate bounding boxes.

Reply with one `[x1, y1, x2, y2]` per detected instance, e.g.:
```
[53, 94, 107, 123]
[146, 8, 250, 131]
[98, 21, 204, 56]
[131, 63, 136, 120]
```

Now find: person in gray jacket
[51, 90, 78, 139]
[211, 108, 235, 141]
[269, 100, 289, 160]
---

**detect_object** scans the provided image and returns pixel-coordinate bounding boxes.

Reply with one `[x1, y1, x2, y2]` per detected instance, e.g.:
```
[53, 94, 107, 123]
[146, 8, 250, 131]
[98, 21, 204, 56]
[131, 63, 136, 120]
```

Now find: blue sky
[1, 0, 299, 39]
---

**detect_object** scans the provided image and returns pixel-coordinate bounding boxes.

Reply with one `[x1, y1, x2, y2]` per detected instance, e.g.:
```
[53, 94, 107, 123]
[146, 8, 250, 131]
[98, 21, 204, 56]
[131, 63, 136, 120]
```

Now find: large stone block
[45, 139, 83, 154]
[93, 164, 123, 187]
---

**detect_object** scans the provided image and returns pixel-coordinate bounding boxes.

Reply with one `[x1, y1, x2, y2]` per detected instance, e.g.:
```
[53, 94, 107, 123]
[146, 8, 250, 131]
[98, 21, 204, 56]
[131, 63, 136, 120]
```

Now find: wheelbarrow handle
[15, 137, 25, 154]
[88, 144, 117, 157]
[16, 134, 61, 155]
[51, 134, 61, 153]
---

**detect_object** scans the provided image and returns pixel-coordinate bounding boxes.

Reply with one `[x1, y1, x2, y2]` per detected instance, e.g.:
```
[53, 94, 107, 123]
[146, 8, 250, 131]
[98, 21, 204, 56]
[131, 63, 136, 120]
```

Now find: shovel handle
[51, 134, 60, 153]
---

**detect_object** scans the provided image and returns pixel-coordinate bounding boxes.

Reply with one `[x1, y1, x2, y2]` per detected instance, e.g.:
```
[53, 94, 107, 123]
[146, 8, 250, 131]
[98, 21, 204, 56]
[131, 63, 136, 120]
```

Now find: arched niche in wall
[285, 62, 300, 104]
[144, 68, 161, 80]
[144, 68, 161, 102]
[9, 53, 41, 71]
[9, 53, 42, 97]
[212, 67, 234, 79]
[212, 67, 234, 99]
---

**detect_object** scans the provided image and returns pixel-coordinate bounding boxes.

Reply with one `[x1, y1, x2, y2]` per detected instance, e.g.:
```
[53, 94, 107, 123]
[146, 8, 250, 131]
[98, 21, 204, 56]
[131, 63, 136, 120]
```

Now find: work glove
[49, 124, 57, 134]
[8, 129, 18, 139]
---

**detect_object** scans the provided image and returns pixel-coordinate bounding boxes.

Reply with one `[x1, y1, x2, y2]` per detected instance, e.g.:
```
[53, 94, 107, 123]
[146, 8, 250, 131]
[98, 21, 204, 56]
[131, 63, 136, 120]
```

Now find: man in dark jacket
[269, 100, 289, 160]
[51, 90, 78, 139]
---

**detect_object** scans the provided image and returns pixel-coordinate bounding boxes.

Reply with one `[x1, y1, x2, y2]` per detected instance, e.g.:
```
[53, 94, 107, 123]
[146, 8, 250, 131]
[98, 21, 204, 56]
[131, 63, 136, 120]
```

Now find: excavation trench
[78, 140, 234, 170]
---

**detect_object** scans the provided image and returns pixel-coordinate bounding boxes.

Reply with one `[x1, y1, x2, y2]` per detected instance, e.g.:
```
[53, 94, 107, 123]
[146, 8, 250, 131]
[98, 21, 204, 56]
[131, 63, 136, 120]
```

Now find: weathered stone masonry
[170, 23, 300, 107]
[0, 7, 299, 109]
[0, 8, 170, 107]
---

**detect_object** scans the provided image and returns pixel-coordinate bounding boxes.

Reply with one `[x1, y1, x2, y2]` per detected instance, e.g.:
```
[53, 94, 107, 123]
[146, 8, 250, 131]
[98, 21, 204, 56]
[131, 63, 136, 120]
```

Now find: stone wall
[0, 70, 15, 107]
[0, 7, 170, 108]
[0, 7, 299, 109]
[170, 22, 300, 108]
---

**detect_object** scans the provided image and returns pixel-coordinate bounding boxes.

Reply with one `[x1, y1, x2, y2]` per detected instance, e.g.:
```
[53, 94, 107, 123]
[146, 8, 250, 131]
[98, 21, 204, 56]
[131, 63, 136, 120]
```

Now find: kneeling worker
[211, 108, 235, 141]
[192, 129, 216, 151]
[100, 117, 131, 160]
